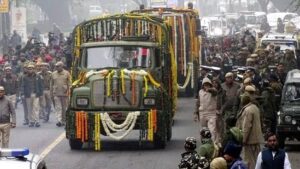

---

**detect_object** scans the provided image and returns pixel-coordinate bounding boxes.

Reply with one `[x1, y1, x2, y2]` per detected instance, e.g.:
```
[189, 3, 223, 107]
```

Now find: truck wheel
[154, 125, 167, 149]
[167, 119, 172, 141]
[278, 135, 286, 149]
[69, 139, 83, 150]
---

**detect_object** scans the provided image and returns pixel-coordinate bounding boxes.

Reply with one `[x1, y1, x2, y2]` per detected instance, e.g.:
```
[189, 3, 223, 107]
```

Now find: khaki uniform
[236, 102, 263, 169]
[38, 71, 52, 121]
[198, 89, 218, 142]
[51, 69, 71, 124]
[0, 96, 16, 148]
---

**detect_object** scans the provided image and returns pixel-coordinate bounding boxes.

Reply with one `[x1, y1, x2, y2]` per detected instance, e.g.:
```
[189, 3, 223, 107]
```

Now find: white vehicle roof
[261, 33, 299, 51]
[261, 33, 298, 41]
[239, 11, 266, 16]
[267, 12, 298, 24]
[0, 149, 45, 169]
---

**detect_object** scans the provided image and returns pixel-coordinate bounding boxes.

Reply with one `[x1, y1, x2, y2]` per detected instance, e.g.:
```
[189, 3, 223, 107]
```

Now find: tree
[257, 0, 270, 12]
[33, 0, 72, 28]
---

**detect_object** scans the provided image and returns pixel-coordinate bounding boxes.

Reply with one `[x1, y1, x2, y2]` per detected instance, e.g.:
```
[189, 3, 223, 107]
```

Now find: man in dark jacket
[21, 63, 43, 127]
[0, 66, 19, 108]
[255, 132, 291, 169]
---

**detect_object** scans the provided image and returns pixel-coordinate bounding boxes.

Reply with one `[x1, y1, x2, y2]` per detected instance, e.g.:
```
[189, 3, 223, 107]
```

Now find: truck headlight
[292, 119, 297, 125]
[285, 116, 292, 123]
[143, 98, 156, 106]
[76, 98, 89, 107]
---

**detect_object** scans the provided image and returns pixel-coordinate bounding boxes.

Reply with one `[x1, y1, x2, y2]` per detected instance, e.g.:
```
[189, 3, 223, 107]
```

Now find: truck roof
[81, 41, 159, 48]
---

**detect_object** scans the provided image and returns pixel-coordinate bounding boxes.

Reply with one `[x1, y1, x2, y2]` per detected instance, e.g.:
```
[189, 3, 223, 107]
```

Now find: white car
[0, 148, 47, 169]
[260, 33, 298, 58]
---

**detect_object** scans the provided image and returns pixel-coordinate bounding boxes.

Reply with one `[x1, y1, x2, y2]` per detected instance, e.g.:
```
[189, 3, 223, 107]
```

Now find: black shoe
[35, 122, 40, 127]
[56, 122, 62, 127]
[29, 123, 34, 127]
[23, 121, 29, 125]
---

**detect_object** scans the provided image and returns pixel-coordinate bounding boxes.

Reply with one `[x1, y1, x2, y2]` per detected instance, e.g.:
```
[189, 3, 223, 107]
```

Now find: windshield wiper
[129, 66, 147, 70]
[96, 67, 119, 71]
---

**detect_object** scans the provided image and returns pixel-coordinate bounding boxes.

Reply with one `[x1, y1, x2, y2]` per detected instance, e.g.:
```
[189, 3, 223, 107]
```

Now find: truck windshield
[84, 46, 153, 69]
[284, 84, 300, 102]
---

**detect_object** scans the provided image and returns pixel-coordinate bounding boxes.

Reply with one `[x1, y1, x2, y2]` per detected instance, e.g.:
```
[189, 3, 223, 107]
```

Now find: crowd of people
[0, 27, 72, 148]
[179, 27, 297, 169]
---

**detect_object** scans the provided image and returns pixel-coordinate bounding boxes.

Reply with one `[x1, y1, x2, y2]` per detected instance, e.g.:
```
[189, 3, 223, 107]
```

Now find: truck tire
[69, 139, 83, 150]
[154, 124, 167, 149]
[167, 124, 172, 141]
[167, 119, 172, 141]
[278, 135, 286, 149]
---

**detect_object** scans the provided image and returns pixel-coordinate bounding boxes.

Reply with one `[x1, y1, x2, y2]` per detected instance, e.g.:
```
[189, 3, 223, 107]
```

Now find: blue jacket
[230, 158, 248, 169]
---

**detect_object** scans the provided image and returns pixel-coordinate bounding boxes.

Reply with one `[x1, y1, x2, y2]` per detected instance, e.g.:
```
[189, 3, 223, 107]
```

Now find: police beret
[55, 61, 64, 66]
[27, 64, 35, 68]
[250, 54, 258, 58]
[245, 85, 256, 92]
[4, 66, 12, 70]
[246, 58, 255, 62]
[243, 77, 252, 84]
[225, 72, 234, 78]
[41, 62, 50, 67]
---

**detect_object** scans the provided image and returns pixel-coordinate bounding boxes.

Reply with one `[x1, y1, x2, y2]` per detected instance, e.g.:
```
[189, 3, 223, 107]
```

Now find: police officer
[197, 128, 217, 161]
[0, 86, 16, 148]
[38, 62, 52, 122]
[51, 61, 71, 127]
[0, 66, 19, 109]
[179, 137, 201, 169]
[261, 80, 277, 134]
[21, 63, 44, 127]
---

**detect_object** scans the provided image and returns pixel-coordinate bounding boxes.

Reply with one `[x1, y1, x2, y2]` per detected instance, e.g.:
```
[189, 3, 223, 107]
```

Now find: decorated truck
[66, 13, 177, 150]
[131, 7, 201, 97]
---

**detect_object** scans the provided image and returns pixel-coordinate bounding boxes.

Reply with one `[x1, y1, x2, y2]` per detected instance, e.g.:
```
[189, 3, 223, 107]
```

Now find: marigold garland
[94, 113, 101, 151]
[131, 73, 136, 105]
[121, 69, 126, 94]
[75, 111, 88, 142]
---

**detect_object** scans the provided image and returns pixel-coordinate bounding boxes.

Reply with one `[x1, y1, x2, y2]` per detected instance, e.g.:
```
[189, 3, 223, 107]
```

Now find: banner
[0, 0, 9, 13]
[11, 7, 27, 41]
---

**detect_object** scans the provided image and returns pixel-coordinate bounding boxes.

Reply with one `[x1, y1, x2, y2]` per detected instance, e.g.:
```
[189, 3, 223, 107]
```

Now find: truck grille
[92, 79, 140, 108]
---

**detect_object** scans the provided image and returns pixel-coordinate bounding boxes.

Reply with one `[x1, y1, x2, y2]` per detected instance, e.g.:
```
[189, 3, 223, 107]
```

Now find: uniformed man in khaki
[51, 61, 71, 127]
[0, 86, 16, 148]
[38, 63, 52, 122]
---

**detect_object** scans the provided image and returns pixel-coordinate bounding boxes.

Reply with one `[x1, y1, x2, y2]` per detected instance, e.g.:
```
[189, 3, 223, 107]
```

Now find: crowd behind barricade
[179, 29, 295, 169]
[0, 27, 72, 147]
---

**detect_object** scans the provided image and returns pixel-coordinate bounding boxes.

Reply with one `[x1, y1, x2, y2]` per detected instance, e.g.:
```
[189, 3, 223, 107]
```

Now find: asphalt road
[9, 98, 300, 169]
